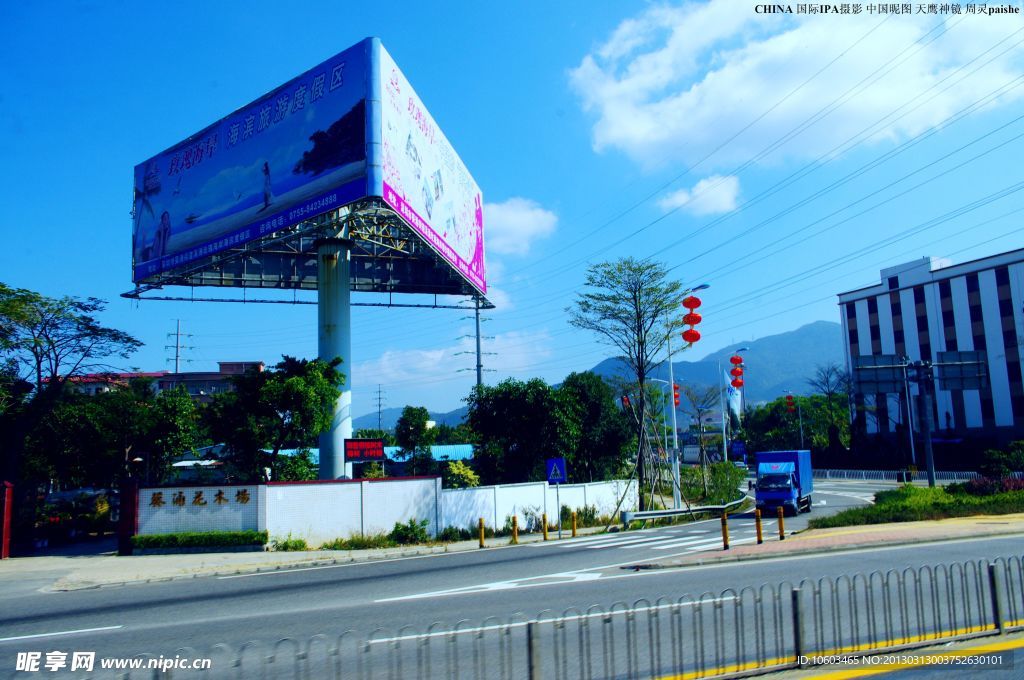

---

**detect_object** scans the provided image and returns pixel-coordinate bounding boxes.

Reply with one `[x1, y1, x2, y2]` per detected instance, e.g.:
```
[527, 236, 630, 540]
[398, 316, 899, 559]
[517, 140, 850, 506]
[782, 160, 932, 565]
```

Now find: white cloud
[485, 197, 558, 256]
[570, 2, 1024, 170]
[354, 330, 552, 387]
[658, 175, 740, 215]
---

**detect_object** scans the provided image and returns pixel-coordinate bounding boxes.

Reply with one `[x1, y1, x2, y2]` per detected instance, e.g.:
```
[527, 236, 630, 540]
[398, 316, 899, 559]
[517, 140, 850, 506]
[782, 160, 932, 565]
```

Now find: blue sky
[2, 1, 1023, 418]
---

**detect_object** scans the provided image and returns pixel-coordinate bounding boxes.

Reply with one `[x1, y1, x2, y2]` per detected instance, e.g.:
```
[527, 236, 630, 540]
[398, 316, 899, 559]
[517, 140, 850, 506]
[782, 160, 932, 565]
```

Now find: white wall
[264, 481, 362, 546]
[138, 478, 637, 547]
[138, 485, 262, 536]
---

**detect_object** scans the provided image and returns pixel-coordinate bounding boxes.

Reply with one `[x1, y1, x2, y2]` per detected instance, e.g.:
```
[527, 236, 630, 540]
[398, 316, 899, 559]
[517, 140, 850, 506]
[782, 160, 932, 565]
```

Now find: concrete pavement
[3, 512, 1023, 593]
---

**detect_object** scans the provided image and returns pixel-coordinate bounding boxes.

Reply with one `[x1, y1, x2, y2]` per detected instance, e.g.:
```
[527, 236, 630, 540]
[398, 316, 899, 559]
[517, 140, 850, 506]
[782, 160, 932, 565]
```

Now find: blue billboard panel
[132, 40, 372, 282]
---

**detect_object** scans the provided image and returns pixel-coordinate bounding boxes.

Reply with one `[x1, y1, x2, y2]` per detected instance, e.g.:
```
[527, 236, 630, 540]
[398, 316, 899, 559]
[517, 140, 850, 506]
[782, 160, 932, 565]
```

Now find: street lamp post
[721, 347, 748, 462]
[670, 283, 709, 510]
[785, 391, 804, 448]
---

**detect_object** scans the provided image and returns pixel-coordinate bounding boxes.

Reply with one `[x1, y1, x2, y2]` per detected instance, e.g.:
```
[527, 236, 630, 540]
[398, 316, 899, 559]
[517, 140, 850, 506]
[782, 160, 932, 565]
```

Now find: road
[1, 479, 1020, 678]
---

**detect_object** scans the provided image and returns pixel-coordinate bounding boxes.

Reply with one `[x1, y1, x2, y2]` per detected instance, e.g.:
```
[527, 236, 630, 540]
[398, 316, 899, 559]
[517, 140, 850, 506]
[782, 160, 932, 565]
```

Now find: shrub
[438, 526, 474, 542]
[321, 533, 396, 550]
[272, 534, 309, 551]
[389, 518, 430, 545]
[808, 484, 1024, 529]
[979, 443, 1024, 479]
[131, 530, 268, 549]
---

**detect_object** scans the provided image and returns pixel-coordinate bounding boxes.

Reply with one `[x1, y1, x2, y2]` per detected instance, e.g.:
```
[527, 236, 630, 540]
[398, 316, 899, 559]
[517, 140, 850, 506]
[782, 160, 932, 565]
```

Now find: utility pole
[475, 296, 483, 389]
[667, 333, 681, 510]
[910, 361, 937, 487]
[375, 384, 386, 431]
[164, 320, 193, 373]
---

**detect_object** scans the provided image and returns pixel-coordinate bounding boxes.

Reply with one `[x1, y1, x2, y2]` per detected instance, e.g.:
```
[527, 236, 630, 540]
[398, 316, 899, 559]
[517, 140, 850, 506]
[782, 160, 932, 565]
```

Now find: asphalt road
[2, 480, 1020, 679]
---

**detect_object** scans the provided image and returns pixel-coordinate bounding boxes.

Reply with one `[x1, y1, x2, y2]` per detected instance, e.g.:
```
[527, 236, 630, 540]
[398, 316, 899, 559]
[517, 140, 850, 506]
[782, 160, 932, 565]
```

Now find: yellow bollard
[478, 517, 485, 549]
[755, 508, 763, 545]
[571, 511, 577, 538]
[542, 513, 549, 541]
[721, 512, 730, 550]
[777, 506, 786, 541]
[511, 515, 519, 545]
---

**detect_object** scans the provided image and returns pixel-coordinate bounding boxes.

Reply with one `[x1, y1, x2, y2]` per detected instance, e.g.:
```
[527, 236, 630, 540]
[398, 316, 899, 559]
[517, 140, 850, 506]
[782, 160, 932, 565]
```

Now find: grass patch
[131, 530, 268, 549]
[272, 534, 309, 551]
[321, 532, 396, 550]
[808, 484, 1024, 530]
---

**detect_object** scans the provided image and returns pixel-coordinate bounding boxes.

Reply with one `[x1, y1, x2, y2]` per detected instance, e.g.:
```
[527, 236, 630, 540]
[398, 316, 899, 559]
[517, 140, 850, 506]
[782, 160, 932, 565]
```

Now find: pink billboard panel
[376, 44, 486, 294]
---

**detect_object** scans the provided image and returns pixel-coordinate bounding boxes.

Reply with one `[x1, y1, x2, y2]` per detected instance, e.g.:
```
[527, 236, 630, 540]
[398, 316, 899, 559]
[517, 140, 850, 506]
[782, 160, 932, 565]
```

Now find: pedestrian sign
[546, 457, 567, 485]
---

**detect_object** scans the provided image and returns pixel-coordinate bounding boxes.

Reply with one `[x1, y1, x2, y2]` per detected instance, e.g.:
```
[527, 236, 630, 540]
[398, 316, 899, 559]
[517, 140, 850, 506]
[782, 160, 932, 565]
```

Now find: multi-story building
[838, 249, 1024, 444]
[157, 361, 265, 402]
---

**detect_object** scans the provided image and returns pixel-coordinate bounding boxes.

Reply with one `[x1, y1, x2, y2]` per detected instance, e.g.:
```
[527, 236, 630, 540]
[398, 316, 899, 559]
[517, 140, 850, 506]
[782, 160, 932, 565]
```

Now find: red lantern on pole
[673, 383, 680, 407]
[682, 328, 701, 344]
[786, 394, 796, 413]
[731, 378, 744, 388]
[730, 367, 743, 377]
[683, 312, 702, 326]
[729, 355, 744, 365]
[682, 296, 702, 310]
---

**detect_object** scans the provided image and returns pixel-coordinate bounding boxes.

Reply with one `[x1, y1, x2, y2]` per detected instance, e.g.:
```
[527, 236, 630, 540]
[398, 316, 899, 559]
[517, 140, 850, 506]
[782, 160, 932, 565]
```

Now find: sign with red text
[345, 439, 386, 462]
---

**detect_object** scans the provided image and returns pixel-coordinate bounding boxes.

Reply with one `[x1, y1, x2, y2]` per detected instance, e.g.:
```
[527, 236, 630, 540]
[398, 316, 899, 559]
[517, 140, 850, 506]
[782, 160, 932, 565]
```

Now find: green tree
[144, 386, 203, 484]
[354, 428, 397, 446]
[203, 356, 344, 481]
[276, 449, 318, 481]
[395, 406, 436, 475]
[0, 284, 142, 489]
[0, 283, 142, 393]
[432, 421, 476, 445]
[442, 460, 480, 488]
[466, 378, 574, 485]
[806, 362, 852, 453]
[568, 258, 686, 509]
[557, 372, 632, 482]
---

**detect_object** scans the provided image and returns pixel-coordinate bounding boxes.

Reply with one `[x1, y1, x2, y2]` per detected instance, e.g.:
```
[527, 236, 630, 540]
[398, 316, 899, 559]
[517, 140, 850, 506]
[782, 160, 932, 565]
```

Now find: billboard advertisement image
[132, 40, 372, 282]
[376, 44, 487, 294]
[132, 38, 486, 296]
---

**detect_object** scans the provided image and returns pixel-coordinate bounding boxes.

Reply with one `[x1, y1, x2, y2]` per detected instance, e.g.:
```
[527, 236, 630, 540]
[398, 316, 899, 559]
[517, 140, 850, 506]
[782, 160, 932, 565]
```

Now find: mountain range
[353, 320, 844, 430]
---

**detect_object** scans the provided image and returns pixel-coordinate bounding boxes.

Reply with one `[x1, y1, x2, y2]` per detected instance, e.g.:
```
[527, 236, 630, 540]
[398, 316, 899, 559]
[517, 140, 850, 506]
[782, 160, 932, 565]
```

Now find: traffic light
[673, 383, 680, 407]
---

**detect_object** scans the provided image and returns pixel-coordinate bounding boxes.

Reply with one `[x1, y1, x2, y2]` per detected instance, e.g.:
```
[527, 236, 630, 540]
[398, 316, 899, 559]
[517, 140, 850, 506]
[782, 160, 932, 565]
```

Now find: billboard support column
[317, 236, 354, 479]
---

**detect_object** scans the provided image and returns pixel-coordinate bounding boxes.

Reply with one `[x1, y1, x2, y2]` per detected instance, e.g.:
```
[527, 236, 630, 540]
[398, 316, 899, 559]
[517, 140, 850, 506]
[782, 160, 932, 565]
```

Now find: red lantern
[729, 355, 744, 365]
[730, 367, 743, 377]
[673, 383, 680, 407]
[682, 296, 702, 310]
[683, 312, 702, 326]
[731, 378, 744, 388]
[682, 328, 701, 343]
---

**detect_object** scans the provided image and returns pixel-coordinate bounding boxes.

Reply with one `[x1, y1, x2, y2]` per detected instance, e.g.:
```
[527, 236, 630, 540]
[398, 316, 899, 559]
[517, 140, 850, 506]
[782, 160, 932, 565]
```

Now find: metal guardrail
[620, 494, 750, 525]
[813, 469, 984, 481]
[88, 554, 1024, 679]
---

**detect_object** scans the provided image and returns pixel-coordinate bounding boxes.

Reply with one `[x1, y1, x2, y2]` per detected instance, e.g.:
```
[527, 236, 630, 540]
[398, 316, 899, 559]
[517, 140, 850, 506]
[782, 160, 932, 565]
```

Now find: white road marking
[651, 536, 728, 550]
[0, 626, 123, 643]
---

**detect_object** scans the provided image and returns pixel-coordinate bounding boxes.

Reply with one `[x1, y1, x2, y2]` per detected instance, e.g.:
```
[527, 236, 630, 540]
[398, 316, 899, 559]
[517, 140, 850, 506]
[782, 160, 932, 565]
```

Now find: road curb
[619, 528, 1024, 572]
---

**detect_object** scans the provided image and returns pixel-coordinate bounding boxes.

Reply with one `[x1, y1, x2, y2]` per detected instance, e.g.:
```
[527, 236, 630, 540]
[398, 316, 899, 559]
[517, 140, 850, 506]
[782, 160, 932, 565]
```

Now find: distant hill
[587, 320, 843, 403]
[353, 321, 844, 427]
[353, 405, 467, 431]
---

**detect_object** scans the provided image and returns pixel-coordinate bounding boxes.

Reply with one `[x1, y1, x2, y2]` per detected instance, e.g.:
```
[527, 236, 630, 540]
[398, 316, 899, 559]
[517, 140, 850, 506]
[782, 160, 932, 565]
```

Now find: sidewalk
[2, 515, 1022, 592]
[626, 513, 1024, 571]
[0, 525, 605, 592]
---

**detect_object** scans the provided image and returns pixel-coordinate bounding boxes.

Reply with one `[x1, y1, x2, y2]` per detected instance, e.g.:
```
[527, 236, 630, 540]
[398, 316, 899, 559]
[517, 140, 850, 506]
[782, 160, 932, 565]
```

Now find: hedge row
[808, 485, 1024, 530]
[131, 530, 269, 549]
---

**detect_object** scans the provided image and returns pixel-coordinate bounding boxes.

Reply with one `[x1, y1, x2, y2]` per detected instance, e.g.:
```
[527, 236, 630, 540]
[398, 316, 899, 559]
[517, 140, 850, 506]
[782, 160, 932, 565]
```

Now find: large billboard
[375, 45, 486, 294]
[132, 38, 486, 296]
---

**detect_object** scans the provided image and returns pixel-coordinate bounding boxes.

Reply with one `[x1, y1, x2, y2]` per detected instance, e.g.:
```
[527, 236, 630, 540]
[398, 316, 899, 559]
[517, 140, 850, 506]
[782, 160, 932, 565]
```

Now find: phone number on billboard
[288, 193, 339, 222]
